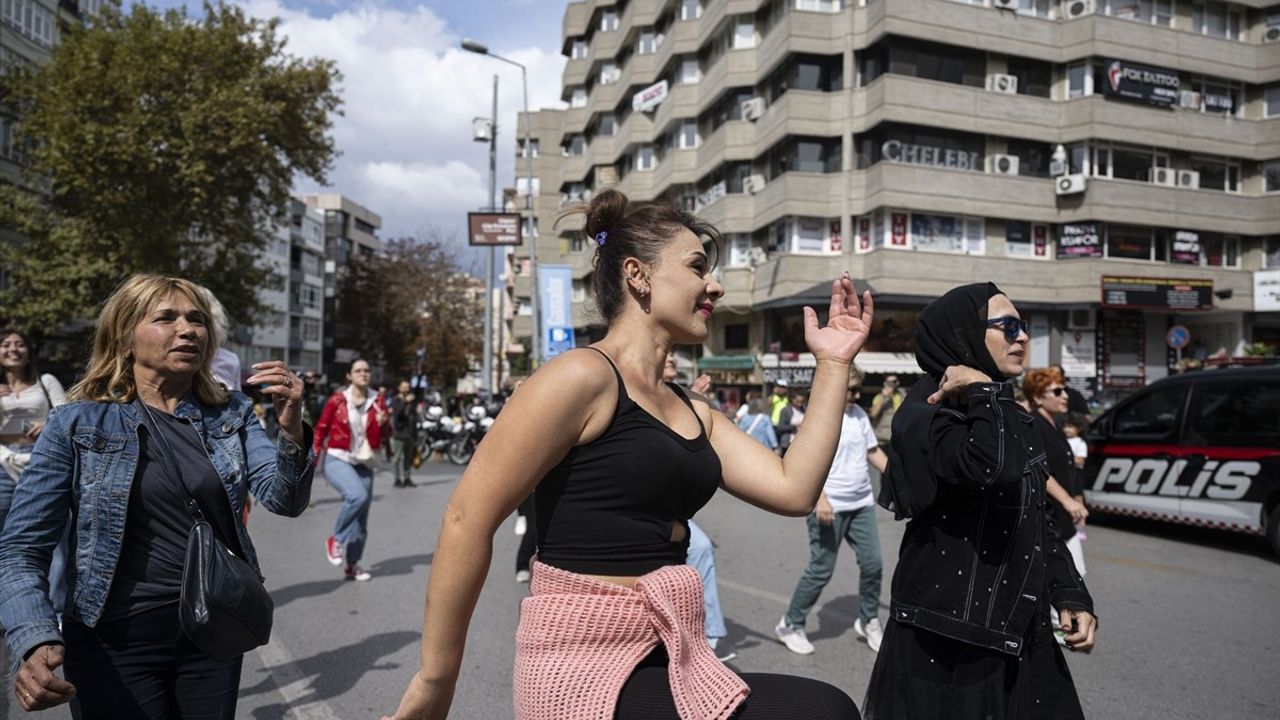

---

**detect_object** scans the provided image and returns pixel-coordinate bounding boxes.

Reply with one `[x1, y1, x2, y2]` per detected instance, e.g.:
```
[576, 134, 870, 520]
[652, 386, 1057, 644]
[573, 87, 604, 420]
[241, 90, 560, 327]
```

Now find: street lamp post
[473, 74, 499, 393]
[462, 38, 540, 371]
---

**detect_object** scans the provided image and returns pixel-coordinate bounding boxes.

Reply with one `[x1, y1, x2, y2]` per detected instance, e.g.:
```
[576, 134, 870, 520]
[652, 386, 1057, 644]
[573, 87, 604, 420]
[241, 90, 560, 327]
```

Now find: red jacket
[314, 390, 385, 455]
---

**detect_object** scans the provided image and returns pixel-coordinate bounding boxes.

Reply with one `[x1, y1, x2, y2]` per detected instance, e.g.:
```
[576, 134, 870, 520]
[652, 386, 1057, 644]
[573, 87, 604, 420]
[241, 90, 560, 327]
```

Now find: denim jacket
[0, 392, 315, 667]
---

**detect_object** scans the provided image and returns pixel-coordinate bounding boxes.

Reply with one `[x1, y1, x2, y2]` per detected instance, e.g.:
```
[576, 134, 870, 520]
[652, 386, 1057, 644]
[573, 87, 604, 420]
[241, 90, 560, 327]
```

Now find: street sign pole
[482, 74, 498, 393]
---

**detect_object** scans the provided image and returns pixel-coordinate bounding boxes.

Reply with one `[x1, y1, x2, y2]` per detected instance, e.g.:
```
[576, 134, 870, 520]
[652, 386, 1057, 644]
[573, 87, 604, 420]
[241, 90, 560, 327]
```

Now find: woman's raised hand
[803, 273, 873, 365]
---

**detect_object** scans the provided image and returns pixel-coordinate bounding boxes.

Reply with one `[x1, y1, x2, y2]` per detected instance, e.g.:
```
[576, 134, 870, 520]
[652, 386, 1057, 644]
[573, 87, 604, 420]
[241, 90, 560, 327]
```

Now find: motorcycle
[417, 399, 466, 461]
[446, 404, 495, 465]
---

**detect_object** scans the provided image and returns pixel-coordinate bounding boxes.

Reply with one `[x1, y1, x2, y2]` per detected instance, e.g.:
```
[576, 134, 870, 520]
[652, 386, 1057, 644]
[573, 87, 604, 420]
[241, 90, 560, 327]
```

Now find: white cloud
[237, 0, 566, 251]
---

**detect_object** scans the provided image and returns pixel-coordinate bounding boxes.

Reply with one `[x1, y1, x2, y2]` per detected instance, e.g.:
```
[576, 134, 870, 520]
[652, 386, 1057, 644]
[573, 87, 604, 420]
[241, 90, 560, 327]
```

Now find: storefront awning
[697, 354, 756, 371]
[754, 278, 877, 312]
[854, 352, 925, 375]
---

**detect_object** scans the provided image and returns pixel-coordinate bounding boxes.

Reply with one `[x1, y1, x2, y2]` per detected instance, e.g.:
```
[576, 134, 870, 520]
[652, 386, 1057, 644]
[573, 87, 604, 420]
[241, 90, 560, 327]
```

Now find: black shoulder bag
[137, 400, 274, 662]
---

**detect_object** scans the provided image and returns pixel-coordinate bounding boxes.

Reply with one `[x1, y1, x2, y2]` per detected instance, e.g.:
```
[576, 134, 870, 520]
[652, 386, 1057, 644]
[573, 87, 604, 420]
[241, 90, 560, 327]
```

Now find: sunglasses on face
[1048, 387, 1066, 397]
[985, 316, 1029, 342]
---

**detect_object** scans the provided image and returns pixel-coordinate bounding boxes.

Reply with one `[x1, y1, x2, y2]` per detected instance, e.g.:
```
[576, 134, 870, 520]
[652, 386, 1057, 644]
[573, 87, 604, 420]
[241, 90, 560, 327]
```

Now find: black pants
[516, 494, 537, 573]
[615, 647, 860, 719]
[62, 605, 242, 720]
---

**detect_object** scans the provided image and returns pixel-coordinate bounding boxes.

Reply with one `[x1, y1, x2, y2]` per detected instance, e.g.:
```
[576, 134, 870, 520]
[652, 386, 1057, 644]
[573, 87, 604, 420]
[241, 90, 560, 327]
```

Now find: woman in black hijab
[865, 283, 1096, 720]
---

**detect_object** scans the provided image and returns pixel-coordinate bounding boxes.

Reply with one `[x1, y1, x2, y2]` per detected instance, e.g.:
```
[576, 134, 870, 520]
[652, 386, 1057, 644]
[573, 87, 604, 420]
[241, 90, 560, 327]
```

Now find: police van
[1083, 366, 1280, 554]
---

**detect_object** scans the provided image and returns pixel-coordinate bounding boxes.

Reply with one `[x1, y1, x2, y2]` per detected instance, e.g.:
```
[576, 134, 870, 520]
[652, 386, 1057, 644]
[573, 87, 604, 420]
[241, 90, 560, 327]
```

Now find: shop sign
[881, 139, 980, 171]
[1255, 270, 1280, 312]
[890, 212, 908, 246]
[1058, 222, 1102, 258]
[1102, 58, 1180, 108]
[467, 212, 522, 247]
[632, 80, 669, 113]
[1101, 276, 1214, 311]
[1061, 330, 1097, 377]
[760, 352, 816, 387]
[1171, 230, 1201, 265]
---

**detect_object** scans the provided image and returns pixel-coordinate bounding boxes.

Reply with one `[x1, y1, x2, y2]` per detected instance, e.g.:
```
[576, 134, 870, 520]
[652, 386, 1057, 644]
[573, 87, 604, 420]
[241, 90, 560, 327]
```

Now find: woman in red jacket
[314, 358, 388, 581]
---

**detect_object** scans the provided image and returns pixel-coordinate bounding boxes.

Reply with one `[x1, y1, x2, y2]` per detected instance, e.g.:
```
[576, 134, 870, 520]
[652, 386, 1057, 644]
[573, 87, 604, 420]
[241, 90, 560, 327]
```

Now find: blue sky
[127, 0, 570, 261]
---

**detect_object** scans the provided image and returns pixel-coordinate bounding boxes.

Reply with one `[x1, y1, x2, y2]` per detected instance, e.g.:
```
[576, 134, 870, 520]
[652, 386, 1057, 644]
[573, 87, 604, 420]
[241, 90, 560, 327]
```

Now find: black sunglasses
[1048, 387, 1066, 397]
[985, 316, 1029, 342]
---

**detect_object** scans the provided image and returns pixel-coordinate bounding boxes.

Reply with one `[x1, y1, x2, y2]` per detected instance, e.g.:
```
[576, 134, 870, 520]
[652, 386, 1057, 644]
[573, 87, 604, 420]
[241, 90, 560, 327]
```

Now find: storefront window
[910, 213, 984, 254]
[1106, 225, 1154, 260]
[864, 309, 920, 353]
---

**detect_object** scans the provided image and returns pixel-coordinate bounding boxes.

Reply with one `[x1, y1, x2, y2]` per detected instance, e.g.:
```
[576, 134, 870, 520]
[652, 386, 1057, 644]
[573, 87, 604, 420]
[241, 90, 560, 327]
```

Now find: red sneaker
[344, 563, 371, 582]
[325, 535, 344, 566]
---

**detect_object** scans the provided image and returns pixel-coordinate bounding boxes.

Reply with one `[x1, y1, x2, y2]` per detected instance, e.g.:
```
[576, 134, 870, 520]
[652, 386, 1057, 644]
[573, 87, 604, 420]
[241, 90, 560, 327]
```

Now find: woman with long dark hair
[868, 282, 1096, 720]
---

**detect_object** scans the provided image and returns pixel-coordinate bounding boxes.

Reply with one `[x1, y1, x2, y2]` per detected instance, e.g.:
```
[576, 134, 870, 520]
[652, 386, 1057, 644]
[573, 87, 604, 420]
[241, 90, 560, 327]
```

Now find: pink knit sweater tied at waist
[513, 560, 749, 720]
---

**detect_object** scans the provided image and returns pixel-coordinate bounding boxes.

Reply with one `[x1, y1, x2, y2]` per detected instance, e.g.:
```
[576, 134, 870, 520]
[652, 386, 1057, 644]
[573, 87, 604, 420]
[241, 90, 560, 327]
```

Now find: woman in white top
[0, 328, 71, 615]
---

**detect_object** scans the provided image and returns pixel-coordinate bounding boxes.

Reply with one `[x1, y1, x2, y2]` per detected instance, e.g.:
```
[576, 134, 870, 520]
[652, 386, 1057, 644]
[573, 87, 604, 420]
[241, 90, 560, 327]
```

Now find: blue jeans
[784, 504, 883, 627]
[325, 455, 374, 565]
[686, 519, 725, 641]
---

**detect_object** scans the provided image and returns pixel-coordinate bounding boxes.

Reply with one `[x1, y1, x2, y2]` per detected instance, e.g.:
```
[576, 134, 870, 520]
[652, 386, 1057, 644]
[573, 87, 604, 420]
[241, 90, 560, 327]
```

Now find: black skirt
[862, 616, 1084, 720]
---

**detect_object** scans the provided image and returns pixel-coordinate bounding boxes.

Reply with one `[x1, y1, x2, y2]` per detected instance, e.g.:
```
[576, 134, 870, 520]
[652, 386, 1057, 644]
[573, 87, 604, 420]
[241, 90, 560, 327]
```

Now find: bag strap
[747, 414, 766, 435]
[134, 399, 244, 557]
[37, 375, 53, 411]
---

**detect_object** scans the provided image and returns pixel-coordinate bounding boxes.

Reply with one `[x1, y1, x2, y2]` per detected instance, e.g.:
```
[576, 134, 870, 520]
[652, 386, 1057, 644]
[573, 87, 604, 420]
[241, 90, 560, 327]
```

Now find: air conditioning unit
[1055, 173, 1087, 195]
[986, 154, 1020, 176]
[1179, 90, 1202, 109]
[1151, 167, 1177, 187]
[740, 97, 766, 122]
[992, 0, 1017, 9]
[1178, 170, 1200, 189]
[1067, 309, 1095, 331]
[743, 174, 766, 194]
[1265, 26, 1280, 43]
[747, 246, 768, 266]
[986, 73, 1019, 94]
[1064, 0, 1094, 19]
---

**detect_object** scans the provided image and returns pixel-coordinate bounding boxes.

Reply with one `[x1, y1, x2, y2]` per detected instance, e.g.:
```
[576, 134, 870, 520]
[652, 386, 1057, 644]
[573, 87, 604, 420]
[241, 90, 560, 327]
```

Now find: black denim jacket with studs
[889, 382, 1093, 656]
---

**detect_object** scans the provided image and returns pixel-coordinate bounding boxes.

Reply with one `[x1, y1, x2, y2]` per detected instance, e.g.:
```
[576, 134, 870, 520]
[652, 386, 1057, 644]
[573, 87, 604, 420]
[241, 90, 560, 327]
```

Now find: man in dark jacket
[389, 380, 418, 488]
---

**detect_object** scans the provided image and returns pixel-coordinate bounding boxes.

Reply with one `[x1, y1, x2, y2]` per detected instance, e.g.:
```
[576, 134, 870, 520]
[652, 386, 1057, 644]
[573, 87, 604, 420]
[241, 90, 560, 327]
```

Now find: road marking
[255, 634, 343, 720]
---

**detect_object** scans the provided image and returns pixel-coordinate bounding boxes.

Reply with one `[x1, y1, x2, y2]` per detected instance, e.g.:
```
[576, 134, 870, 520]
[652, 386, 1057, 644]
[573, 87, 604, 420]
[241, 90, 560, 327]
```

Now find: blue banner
[539, 265, 575, 362]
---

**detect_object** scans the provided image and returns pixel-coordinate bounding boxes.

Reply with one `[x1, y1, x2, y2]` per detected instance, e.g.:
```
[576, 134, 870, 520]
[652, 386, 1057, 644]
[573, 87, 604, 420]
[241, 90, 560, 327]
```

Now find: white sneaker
[514, 515, 527, 536]
[515, 569, 531, 583]
[855, 617, 883, 653]
[774, 617, 815, 655]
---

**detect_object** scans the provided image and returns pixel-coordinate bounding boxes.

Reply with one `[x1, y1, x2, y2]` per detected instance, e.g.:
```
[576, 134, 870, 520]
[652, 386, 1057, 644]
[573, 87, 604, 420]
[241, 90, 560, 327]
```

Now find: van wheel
[1268, 505, 1280, 557]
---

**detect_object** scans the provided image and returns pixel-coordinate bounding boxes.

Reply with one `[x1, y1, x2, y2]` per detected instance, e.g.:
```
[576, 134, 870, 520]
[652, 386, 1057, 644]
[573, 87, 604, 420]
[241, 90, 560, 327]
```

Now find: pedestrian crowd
[0, 189, 1098, 720]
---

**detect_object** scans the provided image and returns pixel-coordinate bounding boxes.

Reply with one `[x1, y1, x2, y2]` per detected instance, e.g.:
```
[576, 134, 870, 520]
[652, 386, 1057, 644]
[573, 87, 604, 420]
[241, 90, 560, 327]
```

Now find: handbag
[137, 401, 274, 662]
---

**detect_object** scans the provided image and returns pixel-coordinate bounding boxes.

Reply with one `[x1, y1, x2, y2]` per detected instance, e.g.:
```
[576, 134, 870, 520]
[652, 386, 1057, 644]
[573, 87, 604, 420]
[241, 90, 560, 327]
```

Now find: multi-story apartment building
[515, 0, 1280, 406]
[301, 193, 383, 383]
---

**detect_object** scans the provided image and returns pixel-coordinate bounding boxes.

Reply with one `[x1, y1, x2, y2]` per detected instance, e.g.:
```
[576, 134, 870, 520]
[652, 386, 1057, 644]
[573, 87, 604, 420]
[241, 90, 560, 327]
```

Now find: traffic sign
[1166, 324, 1190, 350]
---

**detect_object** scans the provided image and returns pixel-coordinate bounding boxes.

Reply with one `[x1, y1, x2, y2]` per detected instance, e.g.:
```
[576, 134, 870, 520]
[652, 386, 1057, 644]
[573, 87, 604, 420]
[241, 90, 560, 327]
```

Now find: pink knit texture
[513, 560, 750, 720]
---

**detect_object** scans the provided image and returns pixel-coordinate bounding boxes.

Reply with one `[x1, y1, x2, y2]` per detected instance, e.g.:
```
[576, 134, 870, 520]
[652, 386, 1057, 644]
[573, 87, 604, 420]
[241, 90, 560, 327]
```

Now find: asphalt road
[3, 460, 1277, 719]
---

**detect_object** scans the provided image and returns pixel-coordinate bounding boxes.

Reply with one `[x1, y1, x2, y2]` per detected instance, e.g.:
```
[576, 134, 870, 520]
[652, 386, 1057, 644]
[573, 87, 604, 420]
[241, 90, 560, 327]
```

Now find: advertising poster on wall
[1061, 330, 1097, 378]
[1058, 222, 1102, 258]
[1171, 230, 1201, 265]
[539, 265, 575, 362]
[1101, 58, 1181, 108]
[890, 212, 908, 246]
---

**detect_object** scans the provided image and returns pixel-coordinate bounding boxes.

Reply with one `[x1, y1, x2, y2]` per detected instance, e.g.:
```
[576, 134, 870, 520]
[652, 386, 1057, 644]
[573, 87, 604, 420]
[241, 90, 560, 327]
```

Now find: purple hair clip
[594, 231, 608, 246]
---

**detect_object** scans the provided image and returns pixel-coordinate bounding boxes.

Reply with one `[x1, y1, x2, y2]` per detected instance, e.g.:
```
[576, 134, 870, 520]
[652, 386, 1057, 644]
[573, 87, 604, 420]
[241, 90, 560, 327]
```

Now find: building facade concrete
[514, 0, 1280, 407]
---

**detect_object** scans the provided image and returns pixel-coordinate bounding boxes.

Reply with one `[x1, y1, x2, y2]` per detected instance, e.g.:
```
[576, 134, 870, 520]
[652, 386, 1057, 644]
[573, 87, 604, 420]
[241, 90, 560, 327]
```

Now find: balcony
[1059, 97, 1280, 160]
[651, 82, 700, 141]
[851, 163, 1280, 236]
[698, 120, 756, 165]
[652, 147, 701, 189]
[583, 133, 619, 170]
[616, 167, 659, 200]
[860, 0, 1279, 83]
[754, 90, 845, 153]
[562, 57, 589, 88]
[562, 153, 590, 182]
[562, 1, 595, 39]
[696, 192, 756, 233]
[755, 8, 847, 76]
[650, 19, 701, 80]
[752, 172, 844, 226]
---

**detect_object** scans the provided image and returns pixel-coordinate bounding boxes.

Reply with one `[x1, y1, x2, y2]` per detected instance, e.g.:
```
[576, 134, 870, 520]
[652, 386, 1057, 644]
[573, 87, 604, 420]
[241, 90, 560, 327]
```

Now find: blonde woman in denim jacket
[0, 275, 316, 718]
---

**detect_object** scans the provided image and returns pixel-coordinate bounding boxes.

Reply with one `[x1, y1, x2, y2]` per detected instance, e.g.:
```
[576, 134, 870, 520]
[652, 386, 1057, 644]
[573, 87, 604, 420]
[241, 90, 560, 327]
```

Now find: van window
[1112, 385, 1186, 437]
[1185, 381, 1280, 447]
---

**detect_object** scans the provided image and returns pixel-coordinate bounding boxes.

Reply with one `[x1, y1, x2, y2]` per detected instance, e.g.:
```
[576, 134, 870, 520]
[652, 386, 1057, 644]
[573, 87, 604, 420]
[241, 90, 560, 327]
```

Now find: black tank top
[534, 347, 722, 576]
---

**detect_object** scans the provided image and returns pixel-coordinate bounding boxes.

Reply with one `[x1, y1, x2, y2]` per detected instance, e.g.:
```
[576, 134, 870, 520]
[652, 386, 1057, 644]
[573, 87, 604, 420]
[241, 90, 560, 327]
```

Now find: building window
[1265, 160, 1280, 193]
[861, 39, 985, 88]
[771, 136, 842, 175]
[354, 217, 377, 234]
[563, 134, 585, 156]
[1189, 157, 1239, 192]
[733, 19, 755, 49]
[1102, 0, 1173, 25]
[635, 144, 656, 171]
[702, 87, 755, 130]
[520, 139, 539, 158]
[1006, 138, 1053, 177]
[1016, 0, 1050, 18]
[1006, 57, 1052, 98]
[1264, 86, 1280, 119]
[768, 54, 843, 101]
[1067, 62, 1092, 98]
[600, 8, 618, 32]
[597, 113, 616, 136]
[569, 87, 588, 108]
[676, 120, 699, 149]
[1201, 235, 1239, 267]
[910, 213, 985, 255]
[637, 28, 658, 55]
[570, 38, 588, 59]
[677, 57, 700, 84]
[0, 116, 29, 165]
[1004, 221, 1051, 258]
[1187, 78, 1241, 116]
[1, 0, 55, 47]
[1091, 143, 1168, 182]
[1265, 237, 1280, 268]
[680, 0, 701, 21]
[599, 62, 619, 85]
[1106, 225, 1160, 261]
[724, 323, 750, 350]
[1191, 1, 1241, 40]
[794, 0, 843, 11]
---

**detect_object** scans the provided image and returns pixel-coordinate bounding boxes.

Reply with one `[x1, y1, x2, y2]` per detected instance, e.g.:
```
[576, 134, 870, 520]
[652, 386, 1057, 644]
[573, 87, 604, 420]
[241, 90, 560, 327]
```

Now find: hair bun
[584, 189, 629, 240]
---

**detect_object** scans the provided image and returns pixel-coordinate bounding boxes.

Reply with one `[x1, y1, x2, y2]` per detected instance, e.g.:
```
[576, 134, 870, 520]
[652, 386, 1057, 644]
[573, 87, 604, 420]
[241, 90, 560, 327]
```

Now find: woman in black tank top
[386, 189, 876, 720]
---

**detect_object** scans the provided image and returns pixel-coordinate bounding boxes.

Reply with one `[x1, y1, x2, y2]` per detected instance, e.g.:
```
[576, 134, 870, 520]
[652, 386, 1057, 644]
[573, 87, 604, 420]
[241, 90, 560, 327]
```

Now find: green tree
[337, 234, 484, 388]
[0, 1, 341, 342]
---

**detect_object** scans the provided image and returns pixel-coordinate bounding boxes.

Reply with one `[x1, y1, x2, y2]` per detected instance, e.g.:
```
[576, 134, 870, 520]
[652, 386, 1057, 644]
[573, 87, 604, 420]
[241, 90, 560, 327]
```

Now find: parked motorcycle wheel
[446, 437, 475, 465]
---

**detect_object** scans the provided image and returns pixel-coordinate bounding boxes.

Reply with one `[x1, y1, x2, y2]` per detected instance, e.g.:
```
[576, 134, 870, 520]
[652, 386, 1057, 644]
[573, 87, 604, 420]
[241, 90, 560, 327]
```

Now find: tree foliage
[0, 1, 341, 341]
[337, 235, 484, 388]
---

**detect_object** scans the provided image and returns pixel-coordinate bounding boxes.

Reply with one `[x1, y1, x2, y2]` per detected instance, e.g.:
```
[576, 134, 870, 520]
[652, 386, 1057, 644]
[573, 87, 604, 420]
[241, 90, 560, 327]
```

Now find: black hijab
[878, 283, 1008, 519]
